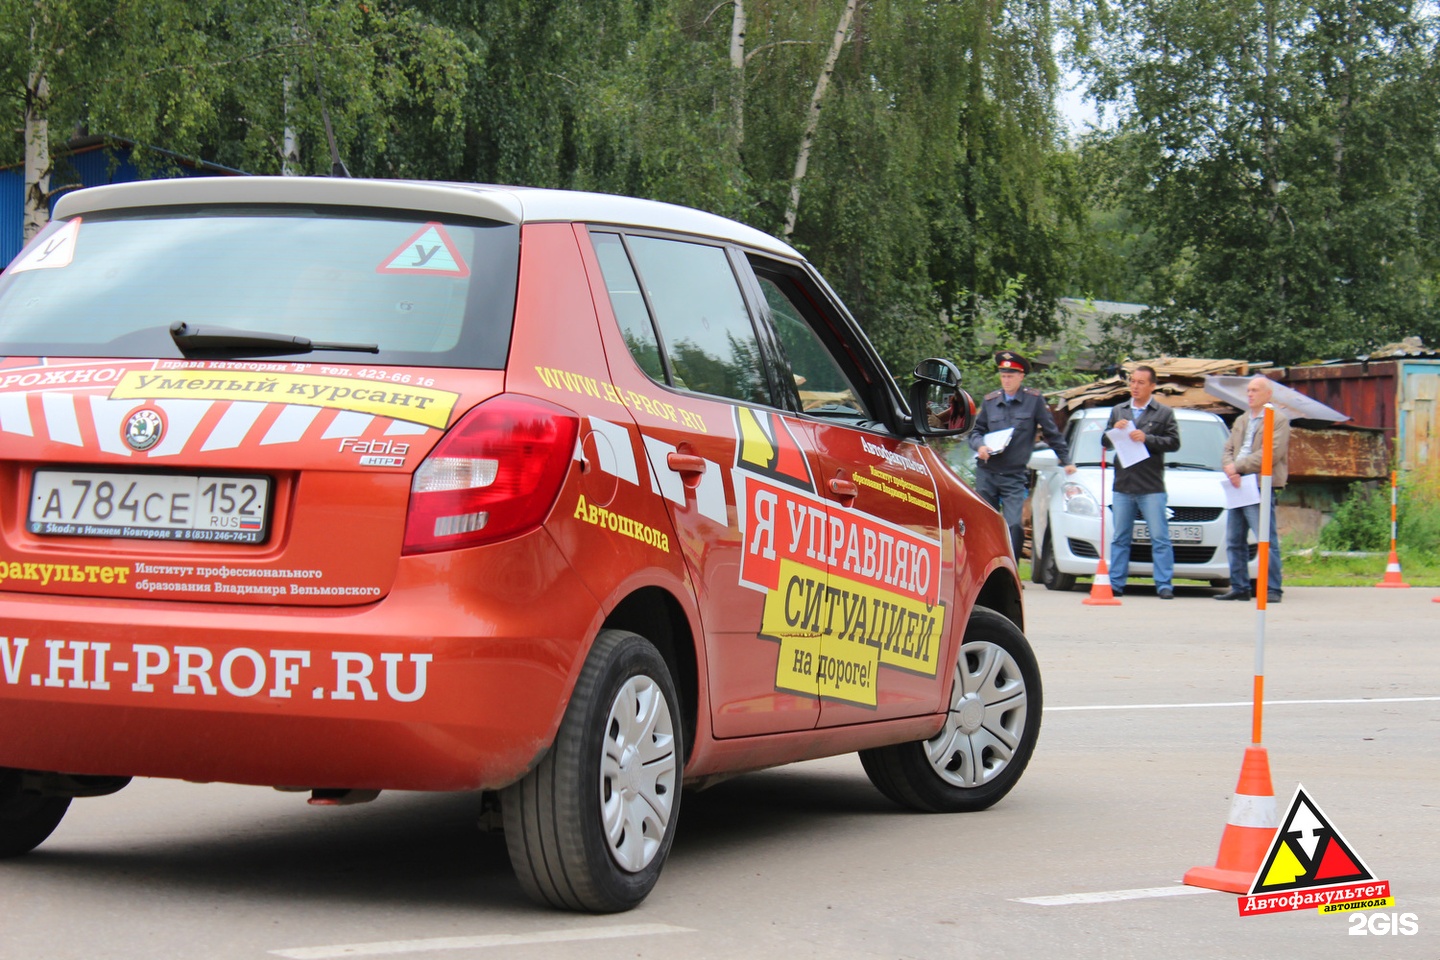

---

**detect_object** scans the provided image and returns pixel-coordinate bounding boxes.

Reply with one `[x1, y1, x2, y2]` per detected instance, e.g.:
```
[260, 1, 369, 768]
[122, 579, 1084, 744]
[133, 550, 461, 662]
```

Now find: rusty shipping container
[1281, 359, 1440, 472]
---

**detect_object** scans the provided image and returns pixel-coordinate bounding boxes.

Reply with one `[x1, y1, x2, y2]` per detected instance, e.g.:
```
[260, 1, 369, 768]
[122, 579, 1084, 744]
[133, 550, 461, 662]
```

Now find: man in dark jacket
[1101, 365, 1181, 598]
[967, 351, 1076, 559]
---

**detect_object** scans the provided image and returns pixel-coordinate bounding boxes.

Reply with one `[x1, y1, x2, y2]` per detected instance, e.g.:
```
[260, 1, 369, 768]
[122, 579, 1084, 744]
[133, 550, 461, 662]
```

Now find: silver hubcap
[600, 675, 677, 873]
[925, 639, 1028, 788]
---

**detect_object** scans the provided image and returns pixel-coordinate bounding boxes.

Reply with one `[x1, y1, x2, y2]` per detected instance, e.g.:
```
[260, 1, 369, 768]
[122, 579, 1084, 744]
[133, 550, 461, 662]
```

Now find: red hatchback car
[0, 178, 1039, 911]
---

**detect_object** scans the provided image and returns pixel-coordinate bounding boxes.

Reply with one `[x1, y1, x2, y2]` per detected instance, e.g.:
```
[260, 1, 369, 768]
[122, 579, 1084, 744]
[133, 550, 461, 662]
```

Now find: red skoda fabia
[0, 177, 1039, 911]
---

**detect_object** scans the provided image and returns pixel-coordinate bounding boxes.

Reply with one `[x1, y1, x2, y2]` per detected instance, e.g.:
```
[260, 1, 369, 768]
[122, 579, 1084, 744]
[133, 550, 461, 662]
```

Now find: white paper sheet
[983, 427, 1015, 453]
[1222, 472, 1262, 508]
[1105, 426, 1150, 468]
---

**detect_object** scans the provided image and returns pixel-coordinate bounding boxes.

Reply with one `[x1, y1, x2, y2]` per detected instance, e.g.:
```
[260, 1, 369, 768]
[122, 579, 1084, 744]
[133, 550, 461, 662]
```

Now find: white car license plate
[29, 470, 271, 543]
[1133, 522, 1203, 545]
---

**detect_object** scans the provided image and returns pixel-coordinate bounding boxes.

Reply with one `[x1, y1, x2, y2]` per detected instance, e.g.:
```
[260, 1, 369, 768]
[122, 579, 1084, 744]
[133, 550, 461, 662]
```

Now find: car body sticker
[640, 434, 727, 524]
[735, 406, 814, 491]
[109, 370, 458, 429]
[581, 416, 641, 486]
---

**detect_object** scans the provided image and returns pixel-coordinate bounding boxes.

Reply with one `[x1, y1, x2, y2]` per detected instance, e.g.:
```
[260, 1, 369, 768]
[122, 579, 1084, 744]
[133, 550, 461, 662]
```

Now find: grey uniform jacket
[967, 387, 1072, 474]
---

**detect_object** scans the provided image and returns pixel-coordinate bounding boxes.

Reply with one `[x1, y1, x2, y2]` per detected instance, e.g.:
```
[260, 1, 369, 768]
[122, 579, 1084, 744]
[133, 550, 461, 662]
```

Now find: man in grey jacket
[1217, 376, 1290, 602]
[1101, 365, 1181, 598]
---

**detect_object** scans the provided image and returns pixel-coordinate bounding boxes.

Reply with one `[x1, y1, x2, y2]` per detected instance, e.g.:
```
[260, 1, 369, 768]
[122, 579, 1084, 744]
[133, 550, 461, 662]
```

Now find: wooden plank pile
[1047, 357, 1254, 416]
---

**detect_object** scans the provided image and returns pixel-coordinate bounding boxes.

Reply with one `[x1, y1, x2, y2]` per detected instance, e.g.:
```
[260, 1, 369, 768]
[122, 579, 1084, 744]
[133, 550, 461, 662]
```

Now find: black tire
[1210, 578, 1231, 589]
[1039, 533, 1076, 592]
[502, 629, 683, 912]
[0, 769, 71, 858]
[860, 607, 1041, 813]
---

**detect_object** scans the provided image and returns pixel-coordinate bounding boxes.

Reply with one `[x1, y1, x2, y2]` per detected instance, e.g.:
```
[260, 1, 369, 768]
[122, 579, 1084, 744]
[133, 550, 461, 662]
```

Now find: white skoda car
[1028, 407, 1255, 591]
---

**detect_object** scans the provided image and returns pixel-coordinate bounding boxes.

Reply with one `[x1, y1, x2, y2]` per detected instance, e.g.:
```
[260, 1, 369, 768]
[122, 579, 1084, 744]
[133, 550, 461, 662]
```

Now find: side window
[591, 232, 665, 381]
[625, 236, 771, 406]
[757, 275, 870, 419]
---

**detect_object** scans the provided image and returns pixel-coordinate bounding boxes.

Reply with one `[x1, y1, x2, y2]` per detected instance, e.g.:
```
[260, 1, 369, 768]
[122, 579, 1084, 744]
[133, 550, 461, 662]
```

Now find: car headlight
[1061, 482, 1100, 517]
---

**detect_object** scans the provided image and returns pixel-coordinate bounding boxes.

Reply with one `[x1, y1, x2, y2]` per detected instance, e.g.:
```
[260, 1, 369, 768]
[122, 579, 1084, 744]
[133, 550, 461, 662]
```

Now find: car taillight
[402, 395, 580, 554]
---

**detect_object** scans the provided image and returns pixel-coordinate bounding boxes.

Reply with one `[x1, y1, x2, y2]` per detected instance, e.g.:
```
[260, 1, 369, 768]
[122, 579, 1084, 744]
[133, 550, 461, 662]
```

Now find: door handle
[829, 476, 858, 504]
[666, 452, 707, 489]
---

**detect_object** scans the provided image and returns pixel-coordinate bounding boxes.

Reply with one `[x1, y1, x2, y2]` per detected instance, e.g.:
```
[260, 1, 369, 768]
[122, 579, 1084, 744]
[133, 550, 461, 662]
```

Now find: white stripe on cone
[1227, 793, 1277, 829]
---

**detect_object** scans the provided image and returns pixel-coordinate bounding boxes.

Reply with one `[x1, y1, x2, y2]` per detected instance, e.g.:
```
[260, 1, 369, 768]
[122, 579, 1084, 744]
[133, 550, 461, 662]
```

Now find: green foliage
[1074, 0, 1440, 366]
[1318, 470, 1440, 556]
[1319, 481, 1391, 552]
[11, 0, 1437, 375]
[1398, 464, 1440, 556]
[0, 0, 472, 182]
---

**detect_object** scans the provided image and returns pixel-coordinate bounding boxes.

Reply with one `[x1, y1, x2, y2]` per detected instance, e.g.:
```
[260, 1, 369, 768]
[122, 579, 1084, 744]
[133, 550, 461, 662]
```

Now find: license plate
[1133, 522, 1203, 545]
[29, 470, 272, 543]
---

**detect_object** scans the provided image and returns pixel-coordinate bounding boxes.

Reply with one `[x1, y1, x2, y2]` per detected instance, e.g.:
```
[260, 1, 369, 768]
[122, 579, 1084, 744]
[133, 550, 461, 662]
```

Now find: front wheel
[1039, 533, 1076, 592]
[502, 630, 682, 912]
[860, 607, 1041, 812]
[0, 769, 72, 858]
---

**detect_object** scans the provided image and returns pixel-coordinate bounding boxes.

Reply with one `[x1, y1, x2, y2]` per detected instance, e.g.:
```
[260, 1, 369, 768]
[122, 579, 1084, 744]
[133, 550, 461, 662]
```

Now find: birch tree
[781, 0, 857, 236]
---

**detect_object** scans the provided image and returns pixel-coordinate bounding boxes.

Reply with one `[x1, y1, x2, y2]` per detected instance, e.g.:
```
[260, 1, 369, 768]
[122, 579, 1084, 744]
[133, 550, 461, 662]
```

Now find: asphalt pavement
[0, 585, 1436, 960]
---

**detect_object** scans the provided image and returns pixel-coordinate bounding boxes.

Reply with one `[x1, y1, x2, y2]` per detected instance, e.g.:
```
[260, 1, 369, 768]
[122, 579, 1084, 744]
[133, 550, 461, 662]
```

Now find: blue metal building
[2, 136, 245, 267]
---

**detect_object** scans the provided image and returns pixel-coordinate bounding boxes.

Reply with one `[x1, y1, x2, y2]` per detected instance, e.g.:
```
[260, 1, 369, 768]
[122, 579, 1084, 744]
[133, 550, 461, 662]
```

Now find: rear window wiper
[170, 321, 379, 357]
[1167, 461, 1218, 470]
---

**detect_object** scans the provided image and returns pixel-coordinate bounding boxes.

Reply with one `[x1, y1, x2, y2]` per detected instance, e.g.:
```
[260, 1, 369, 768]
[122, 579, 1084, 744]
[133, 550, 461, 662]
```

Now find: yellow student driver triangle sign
[376, 222, 470, 277]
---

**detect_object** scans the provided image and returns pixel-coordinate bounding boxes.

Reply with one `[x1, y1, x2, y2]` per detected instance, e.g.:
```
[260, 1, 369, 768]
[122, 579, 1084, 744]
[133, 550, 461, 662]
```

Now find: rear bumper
[0, 535, 598, 792]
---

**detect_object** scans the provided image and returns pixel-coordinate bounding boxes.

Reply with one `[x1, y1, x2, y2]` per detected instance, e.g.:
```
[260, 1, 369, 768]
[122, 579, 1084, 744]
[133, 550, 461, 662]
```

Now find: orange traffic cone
[1083, 555, 1123, 606]
[1184, 745, 1279, 893]
[1375, 547, 1411, 588]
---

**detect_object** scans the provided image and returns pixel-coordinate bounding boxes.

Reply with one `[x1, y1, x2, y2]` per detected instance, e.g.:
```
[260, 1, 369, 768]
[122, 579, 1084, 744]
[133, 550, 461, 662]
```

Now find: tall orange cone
[1184, 746, 1279, 893]
[1376, 471, 1410, 588]
[1084, 448, 1122, 606]
[1376, 547, 1410, 588]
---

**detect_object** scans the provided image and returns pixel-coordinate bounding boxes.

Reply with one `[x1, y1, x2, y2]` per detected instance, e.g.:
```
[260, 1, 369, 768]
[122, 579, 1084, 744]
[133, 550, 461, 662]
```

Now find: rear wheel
[860, 607, 1041, 812]
[1039, 533, 1076, 592]
[0, 769, 71, 858]
[502, 630, 682, 912]
[1210, 578, 1231, 589]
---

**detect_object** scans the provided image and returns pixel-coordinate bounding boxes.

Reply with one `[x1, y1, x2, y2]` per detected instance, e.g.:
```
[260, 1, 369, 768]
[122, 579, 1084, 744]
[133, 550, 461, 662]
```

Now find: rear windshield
[0, 206, 519, 368]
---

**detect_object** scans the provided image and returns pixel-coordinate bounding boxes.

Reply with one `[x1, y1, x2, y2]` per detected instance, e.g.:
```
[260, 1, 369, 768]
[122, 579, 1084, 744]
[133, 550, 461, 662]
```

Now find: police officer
[967, 351, 1076, 559]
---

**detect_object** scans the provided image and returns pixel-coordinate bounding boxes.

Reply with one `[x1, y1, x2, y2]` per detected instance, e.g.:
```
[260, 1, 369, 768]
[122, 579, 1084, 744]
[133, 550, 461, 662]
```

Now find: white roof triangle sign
[378, 223, 469, 276]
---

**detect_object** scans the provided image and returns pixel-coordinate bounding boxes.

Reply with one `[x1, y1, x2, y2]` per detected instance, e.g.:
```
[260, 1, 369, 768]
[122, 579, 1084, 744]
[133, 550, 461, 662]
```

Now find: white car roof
[52, 177, 803, 260]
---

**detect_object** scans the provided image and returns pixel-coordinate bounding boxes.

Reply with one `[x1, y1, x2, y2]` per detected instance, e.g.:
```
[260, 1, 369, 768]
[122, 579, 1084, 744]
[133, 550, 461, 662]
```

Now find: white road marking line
[1048, 695, 1440, 712]
[1014, 886, 1225, 906]
[269, 923, 694, 959]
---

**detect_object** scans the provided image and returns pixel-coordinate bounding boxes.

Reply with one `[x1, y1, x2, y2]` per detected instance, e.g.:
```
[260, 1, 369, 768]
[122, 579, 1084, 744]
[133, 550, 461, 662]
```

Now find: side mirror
[1027, 447, 1059, 472]
[910, 358, 975, 437]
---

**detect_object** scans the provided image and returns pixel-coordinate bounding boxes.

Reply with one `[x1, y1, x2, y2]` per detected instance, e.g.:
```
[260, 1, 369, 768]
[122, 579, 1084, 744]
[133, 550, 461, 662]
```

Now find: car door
[583, 230, 826, 737]
[740, 259, 953, 726]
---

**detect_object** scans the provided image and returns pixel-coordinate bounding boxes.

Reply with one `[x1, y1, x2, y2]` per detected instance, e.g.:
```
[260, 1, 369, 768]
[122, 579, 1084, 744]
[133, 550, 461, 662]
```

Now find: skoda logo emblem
[124, 409, 164, 452]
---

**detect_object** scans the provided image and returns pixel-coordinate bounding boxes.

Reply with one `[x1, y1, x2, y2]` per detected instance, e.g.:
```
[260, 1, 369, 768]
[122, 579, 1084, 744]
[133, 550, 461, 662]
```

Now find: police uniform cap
[995, 351, 1030, 374]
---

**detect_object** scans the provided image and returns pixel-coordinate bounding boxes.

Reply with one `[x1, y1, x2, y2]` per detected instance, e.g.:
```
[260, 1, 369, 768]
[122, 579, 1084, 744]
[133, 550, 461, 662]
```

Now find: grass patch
[1283, 547, 1439, 587]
